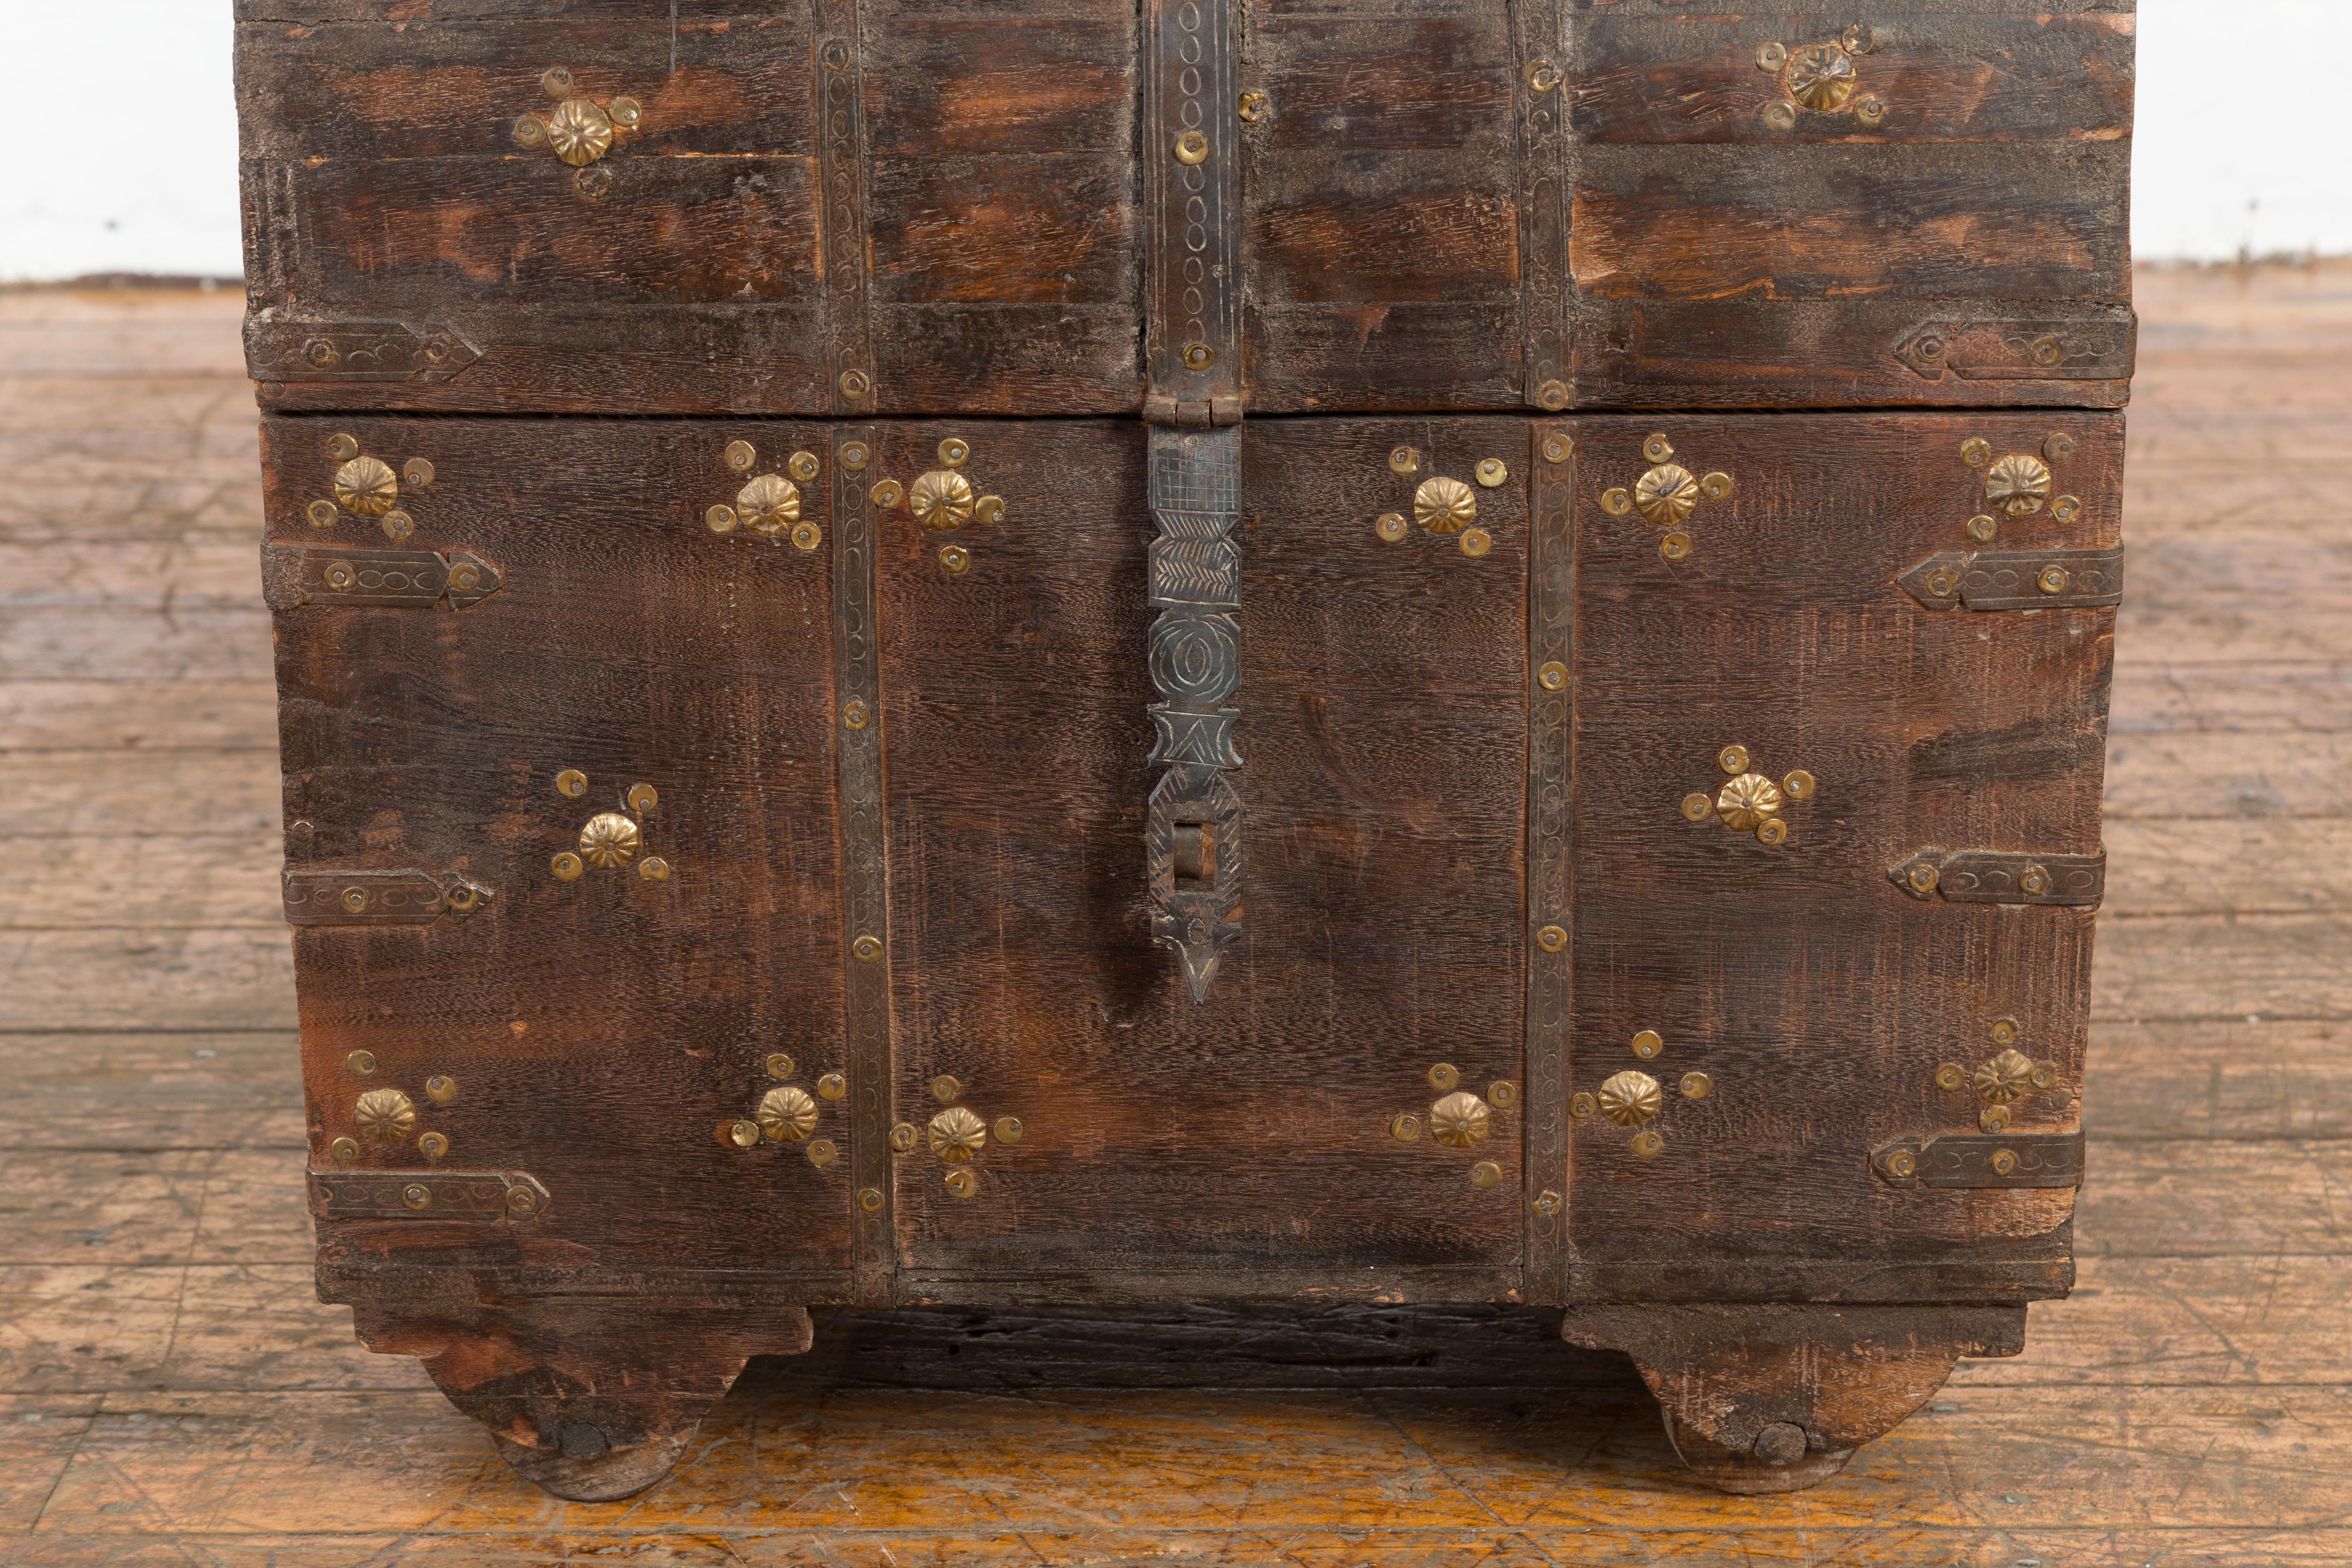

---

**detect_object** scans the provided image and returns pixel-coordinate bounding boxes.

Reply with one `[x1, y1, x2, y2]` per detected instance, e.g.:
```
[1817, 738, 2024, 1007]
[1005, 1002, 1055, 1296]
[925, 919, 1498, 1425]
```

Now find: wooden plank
[0, 537, 261, 606]
[0, 1395, 99, 1533]
[2074, 1138, 2352, 1259]
[2086, 1020, 2352, 1142]
[0, 680, 278, 752]
[2102, 818, 2352, 916]
[2118, 537, 2352, 665]
[2093, 914, 2352, 1022]
[0, 1032, 302, 1152]
[2105, 731, 2352, 820]
[0, 607, 271, 682]
[2109, 664, 2352, 735]
[15, 752, 279, 838]
[0, 1147, 312, 1268]
[0, 286, 245, 377]
[0, 928, 294, 1032]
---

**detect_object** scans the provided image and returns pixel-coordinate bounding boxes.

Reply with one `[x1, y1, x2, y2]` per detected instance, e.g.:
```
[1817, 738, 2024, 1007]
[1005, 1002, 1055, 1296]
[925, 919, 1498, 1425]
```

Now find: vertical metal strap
[831, 426, 893, 1304]
[815, 2, 875, 415]
[1143, 0, 1241, 419]
[1145, 425, 1243, 1001]
[1525, 423, 1576, 1303]
[1515, 0, 1570, 412]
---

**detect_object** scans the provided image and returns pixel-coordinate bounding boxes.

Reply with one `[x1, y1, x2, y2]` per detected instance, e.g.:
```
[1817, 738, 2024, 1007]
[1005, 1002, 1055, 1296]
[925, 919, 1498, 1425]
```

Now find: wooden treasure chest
[239, 0, 2132, 1499]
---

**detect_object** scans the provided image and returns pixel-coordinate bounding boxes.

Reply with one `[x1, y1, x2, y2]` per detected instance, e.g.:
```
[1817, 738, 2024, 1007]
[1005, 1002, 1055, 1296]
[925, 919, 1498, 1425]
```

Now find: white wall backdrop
[0, 0, 2346, 281]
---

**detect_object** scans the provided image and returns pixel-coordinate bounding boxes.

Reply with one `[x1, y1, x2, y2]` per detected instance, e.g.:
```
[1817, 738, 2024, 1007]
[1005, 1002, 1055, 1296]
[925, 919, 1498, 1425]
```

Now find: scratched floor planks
[2, 269, 2349, 1566]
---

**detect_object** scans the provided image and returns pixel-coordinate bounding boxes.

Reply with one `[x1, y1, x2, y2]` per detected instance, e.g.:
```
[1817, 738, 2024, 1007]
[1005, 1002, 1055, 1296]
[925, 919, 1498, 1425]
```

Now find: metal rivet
[939, 544, 972, 574]
[706, 504, 739, 533]
[1756, 817, 1788, 846]
[1525, 59, 1562, 92]
[551, 852, 583, 881]
[1475, 458, 1508, 488]
[1854, 95, 1885, 128]
[1991, 1149, 2019, 1176]
[1459, 527, 1493, 558]
[403, 458, 435, 487]
[1600, 487, 1632, 516]
[346, 1050, 376, 1077]
[945, 1168, 977, 1197]
[1718, 744, 1749, 774]
[1937, 1063, 1966, 1091]
[1698, 472, 1733, 502]
[792, 521, 823, 551]
[1489, 1081, 1519, 1110]
[1659, 530, 1692, 561]
[1536, 924, 1567, 953]
[1990, 1017, 2021, 1046]
[1174, 130, 1209, 164]
[726, 1118, 760, 1149]
[858, 1187, 884, 1212]
[1534, 1189, 1562, 1215]
[638, 856, 671, 881]
[2031, 335, 2065, 367]
[1237, 91, 1268, 122]
[610, 95, 641, 129]
[2051, 495, 2083, 524]
[507, 1186, 537, 1213]
[1783, 769, 1815, 799]
[842, 700, 870, 731]
[1470, 1161, 1504, 1189]
[972, 496, 1004, 527]
[419, 1131, 448, 1161]
[327, 434, 359, 461]
[938, 438, 970, 468]
[330, 1136, 359, 1161]
[1763, 100, 1798, 131]
[340, 886, 368, 914]
[995, 1116, 1023, 1144]
[788, 451, 820, 482]
[818, 1073, 847, 1101]
[1182, 342, 1216, 370]
[1542, 434, 1574, 464]
[379, 510, 414, 542]
[1538, 661, 1567, 691]
[1980, 1105, 2011, 1133]
[931, 1075, 961, 1104]
[1961, 438, 1993, 468]
[1681, 793, 1713, 822]
[841, 441, 871, 472]
[1389, 446, 1420, 476]
[808, 1138, 839, 1167]
[1680, 1071, 1711, 1099]
[1375, 512, 1409, 543]
[890, 1122, 919, 1152]
[871, 479, 905, 509]
[2038, 566, 2070, 594]
[2045, 432, 2077, 464]
[402, 1183, 432, 1210]
[1966, 513, 1999, 543]
[1632, 1029, 1662, 1060]
[1569, 1093, 1595, 1119]
[725, 440, 756, 472]
[1843, 24, 1880, 54]
[1757, 41, 1788, 70]
[540, 66, 574, 98]
[1926, 568, 1959, 597]
[306, 499, 338, 529]
[1643, 435, 1674, 463]
[556, 769, 588, 797]
[1390, 1113, 1421, 1142]
[1632, 1130, 1664, 1159]
[512, 113, 548, 147]
[767, 1054, 795, 1079]
[2033, 1062, 2060, 1090]
[839, 370, 871, 399]
[426, 1074, 456, 1104]
[1887, 1149, 1917, 1179]
[1909, 861, 1941, 894]
[1538, 382, 1570, 413]
[2021, 864, 2053, 895]
[852, 936, 882, 963]
[625, 784, 657, 814]
[1428, 1063, 1459, 1091]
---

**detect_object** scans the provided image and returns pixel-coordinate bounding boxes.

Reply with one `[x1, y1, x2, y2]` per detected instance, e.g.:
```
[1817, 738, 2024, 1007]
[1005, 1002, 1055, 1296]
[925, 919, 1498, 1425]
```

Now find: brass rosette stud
[354, 1087, 417, 1145]
[757, 1086, 820, 1144]
[1413, 476, 1477, 535]
[578, 812, 640, 869]
[928, 1106, 988, 1163]
[1984, 453, 2053, 517]
[1428, 1091, 1492, 1148]
[736, 473, 801, 536]
[910, 469, 977, 530]
[1682, 743, 1816, 843]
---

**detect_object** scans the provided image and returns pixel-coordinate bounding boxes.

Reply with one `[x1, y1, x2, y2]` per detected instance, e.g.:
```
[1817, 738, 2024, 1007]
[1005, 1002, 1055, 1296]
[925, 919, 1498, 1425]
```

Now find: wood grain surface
[0, 261, 2346, 1556]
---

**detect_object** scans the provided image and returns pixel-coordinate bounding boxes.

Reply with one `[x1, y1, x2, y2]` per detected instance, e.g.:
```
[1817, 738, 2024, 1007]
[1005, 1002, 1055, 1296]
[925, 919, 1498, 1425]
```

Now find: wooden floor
[2, 268, 2349, 1566]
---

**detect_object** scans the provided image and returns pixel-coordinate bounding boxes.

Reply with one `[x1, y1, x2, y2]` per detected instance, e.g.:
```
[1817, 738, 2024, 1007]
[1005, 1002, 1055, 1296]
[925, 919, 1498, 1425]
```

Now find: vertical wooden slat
[832, 424, 894, 1305]
[1526, 420, 1577, 1303]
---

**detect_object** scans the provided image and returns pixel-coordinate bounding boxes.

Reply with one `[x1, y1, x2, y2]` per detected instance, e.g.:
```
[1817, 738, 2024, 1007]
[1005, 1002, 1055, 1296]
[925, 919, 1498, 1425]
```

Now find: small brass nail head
[1428, 1063, 1459, 1091]
[1459, 527, 1492, 558]
[556, 769, 588, 797]
[1491, 1081, 1519, 1108]
[1542, 434, 1573, 464]
[1470, 1161, 1503, 1189]
[767, 1053, 795, 1078]
[1389, 446, 1419, 476]
[994, 1116, 1024, 1144]
[1375, 512, 1409, 542]
[819, 1072, 848, 1100]
[346, 1050, 377, 1077]
[1719, 745, 1750, 774]
[1536, 923, 1567, 952]
[426, 1074, 456, 1103]
[1632, 1029, 1662, 1059]
[890, 1122, 919, 1152]
[1538, 661, 1567, 691]
[931, 1074, 961, 1104]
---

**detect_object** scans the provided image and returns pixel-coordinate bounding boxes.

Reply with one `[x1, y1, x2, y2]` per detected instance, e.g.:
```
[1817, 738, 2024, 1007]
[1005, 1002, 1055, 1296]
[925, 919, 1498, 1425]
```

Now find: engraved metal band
[832, 425, 893, 1302]
[815, 3, 875, 414]
[1525, 423, 1575, 1300]
[1515, 0, 1570, 411]
[1143, 0, 1240, 423]
[1146, 425, 1243, 1001]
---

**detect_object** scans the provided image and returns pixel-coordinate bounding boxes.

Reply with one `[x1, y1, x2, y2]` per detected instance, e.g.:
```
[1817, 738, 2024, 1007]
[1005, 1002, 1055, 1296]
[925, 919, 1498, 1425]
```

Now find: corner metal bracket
[309, 1168, 551, 1220]
[1871, 1131, 2083, 1190]
[263, 546, 504, 611]
[284, 868, 494, 926]
[1890, 848, 2104, 909]
[1898, 547, 2122, 612]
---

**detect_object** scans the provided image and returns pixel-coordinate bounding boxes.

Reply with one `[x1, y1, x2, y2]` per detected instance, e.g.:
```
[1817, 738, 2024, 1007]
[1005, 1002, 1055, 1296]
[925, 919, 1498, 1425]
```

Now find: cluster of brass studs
[1599, 434, 1730, 561]
[1954, 432, 2083, 545]
[704, 439, 824, 552]
[890, 1073, 1023, 1198]
[1936, 1017, 2063, 1134]
[330, 1054, 459, 1165]
[1680, 744, 1816, 846]
[547, 769, 671, 883]
[510, 66, 642, 197]
[724, 1051, 847, 1165]
[1757, 27, 1887, 132]
[1374, 445, 1507, 558]
[1387, 1061, 1518, 1190]
[873, 435, 1002, 576]
[1568, 1029, 1713, 1161]
[306, 433, 435, 542]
